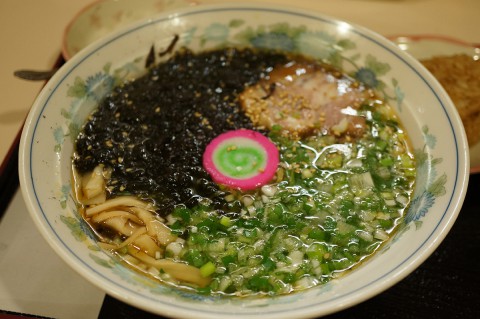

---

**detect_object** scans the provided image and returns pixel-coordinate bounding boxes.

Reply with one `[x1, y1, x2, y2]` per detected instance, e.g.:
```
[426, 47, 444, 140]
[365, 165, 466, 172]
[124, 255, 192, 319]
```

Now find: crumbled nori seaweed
[74, 48, 288, 215]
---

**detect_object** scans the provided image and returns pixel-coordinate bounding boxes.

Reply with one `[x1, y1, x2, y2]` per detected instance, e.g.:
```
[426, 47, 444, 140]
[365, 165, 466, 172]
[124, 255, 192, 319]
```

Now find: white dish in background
[62, 0, 200, 60]
[389, 34, 480, 174]
[20, 5, 469, 318]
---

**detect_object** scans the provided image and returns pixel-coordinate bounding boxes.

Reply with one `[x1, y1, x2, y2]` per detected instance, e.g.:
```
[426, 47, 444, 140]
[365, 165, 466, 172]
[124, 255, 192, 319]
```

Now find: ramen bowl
[19, 4, 469, 318]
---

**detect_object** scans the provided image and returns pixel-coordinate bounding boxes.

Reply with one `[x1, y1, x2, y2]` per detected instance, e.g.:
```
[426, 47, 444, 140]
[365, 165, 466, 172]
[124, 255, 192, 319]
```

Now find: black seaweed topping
[74, 48, 288, 214]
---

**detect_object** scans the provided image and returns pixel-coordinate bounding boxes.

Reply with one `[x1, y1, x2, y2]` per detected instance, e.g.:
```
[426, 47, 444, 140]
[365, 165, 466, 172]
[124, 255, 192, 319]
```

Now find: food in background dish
[72, 47, 416, 296]
[420, 53, 480, 146]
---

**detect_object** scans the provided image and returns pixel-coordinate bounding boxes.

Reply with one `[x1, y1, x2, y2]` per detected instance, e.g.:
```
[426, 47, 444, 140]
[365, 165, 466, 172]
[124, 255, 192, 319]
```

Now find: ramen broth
[73, 47, 416, 296]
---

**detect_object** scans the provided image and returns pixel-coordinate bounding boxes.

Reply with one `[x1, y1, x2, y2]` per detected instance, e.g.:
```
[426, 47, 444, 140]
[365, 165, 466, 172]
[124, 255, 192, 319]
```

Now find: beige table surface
[0, 0, 478, 318]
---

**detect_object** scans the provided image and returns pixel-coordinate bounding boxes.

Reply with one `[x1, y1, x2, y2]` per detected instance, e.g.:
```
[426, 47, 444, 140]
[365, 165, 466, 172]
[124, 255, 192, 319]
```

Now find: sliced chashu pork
[239, 60, 373, 138]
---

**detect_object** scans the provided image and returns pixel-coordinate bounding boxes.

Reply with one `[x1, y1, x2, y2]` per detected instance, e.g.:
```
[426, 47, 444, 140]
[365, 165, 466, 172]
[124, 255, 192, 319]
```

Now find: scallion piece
[200, 261, 216, 277]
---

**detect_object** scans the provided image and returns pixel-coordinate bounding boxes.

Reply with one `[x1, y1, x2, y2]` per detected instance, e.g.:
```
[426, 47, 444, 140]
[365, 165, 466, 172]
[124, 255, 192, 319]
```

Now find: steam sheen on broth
[72, 47, 416, 296]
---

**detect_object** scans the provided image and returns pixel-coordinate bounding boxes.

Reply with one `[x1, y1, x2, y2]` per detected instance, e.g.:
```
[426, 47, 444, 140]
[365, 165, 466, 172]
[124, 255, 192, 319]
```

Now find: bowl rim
[387, 33, 480, 174]
[20, 3, 470, 318]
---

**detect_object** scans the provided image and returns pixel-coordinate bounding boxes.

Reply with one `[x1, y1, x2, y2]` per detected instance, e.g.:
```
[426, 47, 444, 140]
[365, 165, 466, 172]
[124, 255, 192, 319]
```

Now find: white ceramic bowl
[20, 4, 469, 318]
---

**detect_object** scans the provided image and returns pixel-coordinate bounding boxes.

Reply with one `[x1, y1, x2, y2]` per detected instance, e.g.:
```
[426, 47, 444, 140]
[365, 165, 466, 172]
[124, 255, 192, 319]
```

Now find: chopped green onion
[220, 216, 232, 227]
[379, 156, 394, 166]
[200, 261, 216, 277]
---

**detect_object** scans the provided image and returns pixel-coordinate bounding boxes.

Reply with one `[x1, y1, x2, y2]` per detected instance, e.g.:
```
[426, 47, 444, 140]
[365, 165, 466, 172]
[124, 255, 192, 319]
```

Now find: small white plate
[389, 34, 480, 174]
[62, 0, 200, 60]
